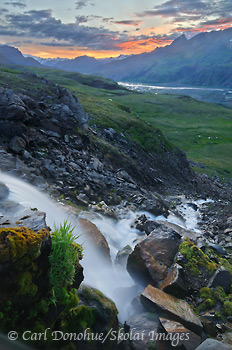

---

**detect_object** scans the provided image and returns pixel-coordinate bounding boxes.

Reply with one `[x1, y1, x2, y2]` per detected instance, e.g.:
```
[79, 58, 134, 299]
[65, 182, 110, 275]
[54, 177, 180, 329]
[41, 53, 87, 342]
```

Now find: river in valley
[118, 82, 232, 108]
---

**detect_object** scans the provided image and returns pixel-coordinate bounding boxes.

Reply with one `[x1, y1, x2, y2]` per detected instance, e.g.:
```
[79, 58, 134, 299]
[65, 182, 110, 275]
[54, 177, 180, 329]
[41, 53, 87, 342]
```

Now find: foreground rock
[159, 317, 201, 350]
[77, 285, 118, 350]
[127, 223, 181, 286]
[195, 339, 232, 350]
[141, 285, 203, 336]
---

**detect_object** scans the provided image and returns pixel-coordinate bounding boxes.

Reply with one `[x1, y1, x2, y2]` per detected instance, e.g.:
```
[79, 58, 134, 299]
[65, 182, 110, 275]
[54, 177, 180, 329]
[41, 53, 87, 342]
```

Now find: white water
[0, 173, 141, 321]
[0, 173, 211, 322]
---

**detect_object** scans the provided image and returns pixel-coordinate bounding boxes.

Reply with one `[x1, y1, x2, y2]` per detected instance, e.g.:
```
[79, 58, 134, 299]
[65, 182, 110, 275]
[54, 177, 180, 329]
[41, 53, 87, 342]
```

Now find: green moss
[18, 271, 38, 296]
[0, 227, 49, 264]
[215, 286, 228, 302]
[179, 238, 217, 276]
[200, 287, 213, 300]
[196, 298, 216, 314]
[61, 305, 95, 333]
[224, 301, 232, 316]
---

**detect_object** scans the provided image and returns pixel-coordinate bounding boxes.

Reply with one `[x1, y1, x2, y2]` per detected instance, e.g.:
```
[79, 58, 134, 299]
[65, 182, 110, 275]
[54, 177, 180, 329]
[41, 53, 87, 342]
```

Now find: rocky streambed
[1, 174, 232, 350]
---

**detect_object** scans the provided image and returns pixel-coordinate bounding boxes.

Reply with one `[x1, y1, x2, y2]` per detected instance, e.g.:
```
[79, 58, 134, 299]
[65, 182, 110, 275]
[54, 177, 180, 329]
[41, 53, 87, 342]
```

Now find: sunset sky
[0, 0, 231, 58]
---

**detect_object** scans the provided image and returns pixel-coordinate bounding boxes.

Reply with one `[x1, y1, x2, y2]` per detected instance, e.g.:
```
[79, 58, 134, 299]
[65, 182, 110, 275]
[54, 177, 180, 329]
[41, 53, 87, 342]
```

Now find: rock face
[127, 223, 181, 286]
[141, 285, 203, 336]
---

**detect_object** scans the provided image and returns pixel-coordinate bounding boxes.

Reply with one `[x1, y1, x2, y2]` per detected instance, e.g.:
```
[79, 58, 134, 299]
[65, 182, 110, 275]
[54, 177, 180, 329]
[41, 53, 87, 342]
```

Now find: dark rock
[159, 317, 202, 350]
[9, 136, 26, 154]
[141, 284, 203, 336]
[124, 312, 159, 350]
[77, 285, 118, 349]
[207, 267, 232, 293]
[195, 339, 231, 350]
[127, 223, 181, 286]
[140, 198, 169, 217]
[159, 263, 187, 297]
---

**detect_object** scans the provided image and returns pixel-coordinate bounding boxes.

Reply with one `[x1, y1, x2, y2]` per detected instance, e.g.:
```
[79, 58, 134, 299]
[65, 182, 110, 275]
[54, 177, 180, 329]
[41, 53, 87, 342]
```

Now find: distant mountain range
[0, 45, 41, 67]
[1, 27, 232, 87]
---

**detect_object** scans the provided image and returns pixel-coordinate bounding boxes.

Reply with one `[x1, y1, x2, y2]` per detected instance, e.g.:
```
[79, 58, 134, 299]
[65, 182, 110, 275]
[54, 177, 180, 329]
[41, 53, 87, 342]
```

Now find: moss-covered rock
[0, 226, 49, 264]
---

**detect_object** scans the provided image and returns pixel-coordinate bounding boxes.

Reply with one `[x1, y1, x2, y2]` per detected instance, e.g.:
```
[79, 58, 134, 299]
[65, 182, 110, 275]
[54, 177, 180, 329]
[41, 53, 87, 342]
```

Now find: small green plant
[49, 221, 83, 306]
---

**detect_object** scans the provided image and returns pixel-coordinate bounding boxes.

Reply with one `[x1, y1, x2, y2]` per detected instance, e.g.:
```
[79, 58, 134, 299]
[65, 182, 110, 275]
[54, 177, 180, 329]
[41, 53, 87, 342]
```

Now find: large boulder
[78, 218, 111, 263]
[141, 285, 203, 336]
[127, 223, 181, 286]
[73, 285, 118, 350]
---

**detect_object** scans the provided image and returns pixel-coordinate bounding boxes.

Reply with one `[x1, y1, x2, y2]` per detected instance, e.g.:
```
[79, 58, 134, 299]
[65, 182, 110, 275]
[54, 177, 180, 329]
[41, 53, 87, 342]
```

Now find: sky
[0, 0, 231, 58]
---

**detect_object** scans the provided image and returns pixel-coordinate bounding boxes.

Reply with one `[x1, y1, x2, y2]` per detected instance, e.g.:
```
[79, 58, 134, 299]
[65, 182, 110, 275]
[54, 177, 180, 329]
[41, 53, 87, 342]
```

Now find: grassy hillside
[0, 65, 232, 179]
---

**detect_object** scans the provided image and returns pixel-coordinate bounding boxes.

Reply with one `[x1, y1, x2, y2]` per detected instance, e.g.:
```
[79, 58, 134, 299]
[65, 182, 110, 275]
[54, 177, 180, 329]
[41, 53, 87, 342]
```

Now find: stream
[0, 173, 211, 322]
[118, 82, 232, 108]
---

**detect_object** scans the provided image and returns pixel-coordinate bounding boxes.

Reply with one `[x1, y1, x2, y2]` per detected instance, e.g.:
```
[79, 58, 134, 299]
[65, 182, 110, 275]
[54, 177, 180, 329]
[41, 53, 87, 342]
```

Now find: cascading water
[0, 173, 142, 322]
[0, 173, 211, 323]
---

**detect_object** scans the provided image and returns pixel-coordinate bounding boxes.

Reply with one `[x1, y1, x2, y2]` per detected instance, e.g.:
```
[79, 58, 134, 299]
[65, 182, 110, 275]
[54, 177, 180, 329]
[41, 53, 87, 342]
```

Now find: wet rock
[200, 312, 218, 337]
[77, 285, 118, 350]
[140, 198, 169, 217]
[156, 220, 200, 242]
[141, 285, 203, 336]
[195, 339, 231, 350]
[127, 224, 181, 286]
[9, 136, 26, 154]
[123, 312, 159, 350]
[159, 263, 187, 297]
[78, 218, 111, 262]
[115, 245, 132, 267]
[159, 317, 202, 350]
[207, 267, 232, 293]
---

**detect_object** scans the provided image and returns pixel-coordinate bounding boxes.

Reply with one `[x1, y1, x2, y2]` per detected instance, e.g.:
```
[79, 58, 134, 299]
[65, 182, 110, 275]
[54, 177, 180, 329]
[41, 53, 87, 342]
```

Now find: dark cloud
[0, 8, 9, 13]
[137, 0, 232, 26]
[75, 1, 87, 9]
[39, 40, 75, 47]
[2, 9, 130, 50]
[75, 15, 89, 23]
[137, 0, 211, 20]
[102, 17, 114, 23]
[111, 20, 142, 26]
[4, 1, 26, 8]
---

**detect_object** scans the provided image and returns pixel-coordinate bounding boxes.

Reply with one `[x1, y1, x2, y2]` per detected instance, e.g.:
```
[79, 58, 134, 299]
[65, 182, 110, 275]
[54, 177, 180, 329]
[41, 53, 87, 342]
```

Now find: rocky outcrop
[127, 223, 181, 286]
[141, 285, 203, 336]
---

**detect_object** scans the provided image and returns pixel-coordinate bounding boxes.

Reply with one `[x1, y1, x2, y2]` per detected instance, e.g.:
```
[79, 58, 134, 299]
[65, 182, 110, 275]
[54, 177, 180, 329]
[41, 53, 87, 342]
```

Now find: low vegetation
[0, 64, 231, 179]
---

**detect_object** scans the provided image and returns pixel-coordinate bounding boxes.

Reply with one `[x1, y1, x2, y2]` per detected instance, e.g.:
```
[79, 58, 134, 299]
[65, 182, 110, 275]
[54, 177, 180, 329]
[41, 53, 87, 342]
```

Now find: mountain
[0, 45, 42, 67]
[27, 54, 134, 74]
[1, 27, 232, 87]
[93, 28, 232, 87]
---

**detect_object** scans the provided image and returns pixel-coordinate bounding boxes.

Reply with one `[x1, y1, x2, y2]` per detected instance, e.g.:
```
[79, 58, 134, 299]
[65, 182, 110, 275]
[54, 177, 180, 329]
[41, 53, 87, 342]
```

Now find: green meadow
[1, 65, 232, 179]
